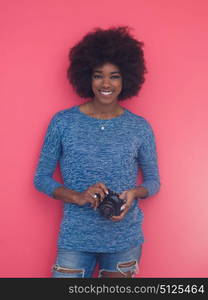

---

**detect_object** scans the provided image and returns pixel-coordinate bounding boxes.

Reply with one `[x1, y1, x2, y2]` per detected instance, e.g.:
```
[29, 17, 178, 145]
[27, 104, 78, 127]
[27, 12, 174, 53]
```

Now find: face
[91, 63, 122, 104]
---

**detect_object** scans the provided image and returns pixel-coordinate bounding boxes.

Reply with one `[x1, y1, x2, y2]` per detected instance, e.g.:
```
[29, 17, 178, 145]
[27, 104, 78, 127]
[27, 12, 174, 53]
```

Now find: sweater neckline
[75, 105, 128, 122]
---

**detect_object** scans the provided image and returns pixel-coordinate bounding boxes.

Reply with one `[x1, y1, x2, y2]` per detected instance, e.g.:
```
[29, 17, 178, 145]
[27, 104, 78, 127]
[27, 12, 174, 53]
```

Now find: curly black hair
[67, 26, 147, 100]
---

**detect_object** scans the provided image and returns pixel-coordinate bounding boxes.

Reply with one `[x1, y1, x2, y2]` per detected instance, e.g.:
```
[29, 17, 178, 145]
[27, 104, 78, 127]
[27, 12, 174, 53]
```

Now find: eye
[111, 75, 121, 79]
[93, 74, 102, 79]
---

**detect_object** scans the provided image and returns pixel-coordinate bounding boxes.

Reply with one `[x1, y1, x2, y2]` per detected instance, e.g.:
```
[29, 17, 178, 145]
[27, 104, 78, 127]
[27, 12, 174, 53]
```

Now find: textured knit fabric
[34, 105, 160, 252]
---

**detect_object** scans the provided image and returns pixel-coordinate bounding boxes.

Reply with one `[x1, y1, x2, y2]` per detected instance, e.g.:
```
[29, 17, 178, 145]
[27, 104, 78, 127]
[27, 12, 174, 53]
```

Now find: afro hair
[67, 26, 147, 100]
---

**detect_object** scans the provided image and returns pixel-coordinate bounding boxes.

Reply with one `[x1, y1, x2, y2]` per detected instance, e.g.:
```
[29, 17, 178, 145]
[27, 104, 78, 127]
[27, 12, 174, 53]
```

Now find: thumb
[119, 190, 128, 200]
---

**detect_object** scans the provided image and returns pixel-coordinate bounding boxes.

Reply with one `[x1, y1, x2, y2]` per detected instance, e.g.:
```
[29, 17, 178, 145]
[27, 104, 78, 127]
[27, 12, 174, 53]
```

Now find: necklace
[99, 120, 112, 130]
[79, 103, 125, 130]
[95, 111, 123, 131]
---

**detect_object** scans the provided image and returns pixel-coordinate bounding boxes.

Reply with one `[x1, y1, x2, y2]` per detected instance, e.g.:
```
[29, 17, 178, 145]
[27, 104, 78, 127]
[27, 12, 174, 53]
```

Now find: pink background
[0, 0, 208, 278]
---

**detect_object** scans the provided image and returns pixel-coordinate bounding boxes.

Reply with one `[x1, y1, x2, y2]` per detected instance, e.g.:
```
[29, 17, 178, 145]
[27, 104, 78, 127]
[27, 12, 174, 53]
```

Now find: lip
[99, 90, 113, 96]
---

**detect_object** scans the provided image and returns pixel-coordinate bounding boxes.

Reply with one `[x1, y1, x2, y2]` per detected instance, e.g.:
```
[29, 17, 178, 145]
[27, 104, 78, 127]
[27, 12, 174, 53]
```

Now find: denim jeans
[52, 244, 142, 278]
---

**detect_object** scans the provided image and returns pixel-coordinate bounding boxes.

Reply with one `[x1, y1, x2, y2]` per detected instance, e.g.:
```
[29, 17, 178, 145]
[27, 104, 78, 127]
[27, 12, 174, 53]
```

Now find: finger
[111, 204, 130, 221]
[89, 188, 105, 201]
[94, 188, 105, 200]
[92, 200, 99, 210]
[88, 197, 97, 208]
[94, 198, 100, 210]
[111, 211, 126, 221]
[95, 182, 109, 195]
[87, 190, 98, 200]
[86, 191, 98, 209]
[119, 190, 128, 200]
[87, 190, 103, 210]
[90, 199, 98, 210]
[123, 203, 131, 210]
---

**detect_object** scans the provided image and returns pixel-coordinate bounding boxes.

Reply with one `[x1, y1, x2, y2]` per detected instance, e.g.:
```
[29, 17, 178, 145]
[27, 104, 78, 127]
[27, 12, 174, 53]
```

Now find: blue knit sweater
[34, 105, 160, 252]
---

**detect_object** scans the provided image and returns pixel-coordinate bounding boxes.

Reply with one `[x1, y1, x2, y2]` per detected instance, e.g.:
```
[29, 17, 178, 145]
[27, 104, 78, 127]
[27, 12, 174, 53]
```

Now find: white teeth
[100, 91, 112, 95]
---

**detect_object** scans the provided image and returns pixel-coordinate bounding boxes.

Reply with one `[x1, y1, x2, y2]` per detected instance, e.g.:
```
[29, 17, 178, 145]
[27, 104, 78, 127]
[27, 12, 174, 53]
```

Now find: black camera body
[97, 189, 126, 219]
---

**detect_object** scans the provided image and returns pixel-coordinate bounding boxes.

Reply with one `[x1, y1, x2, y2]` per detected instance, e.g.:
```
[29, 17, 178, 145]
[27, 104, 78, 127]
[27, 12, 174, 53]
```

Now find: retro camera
[97, 189, 126, 219]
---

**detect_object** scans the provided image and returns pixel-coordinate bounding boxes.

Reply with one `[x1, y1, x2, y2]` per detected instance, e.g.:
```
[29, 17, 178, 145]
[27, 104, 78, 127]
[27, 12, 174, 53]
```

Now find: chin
[94, 95, 118, 104]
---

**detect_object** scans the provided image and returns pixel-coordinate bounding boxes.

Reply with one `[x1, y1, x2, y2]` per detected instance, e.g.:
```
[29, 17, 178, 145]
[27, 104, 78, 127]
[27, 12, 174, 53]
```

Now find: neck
[90, 99, 121, 116]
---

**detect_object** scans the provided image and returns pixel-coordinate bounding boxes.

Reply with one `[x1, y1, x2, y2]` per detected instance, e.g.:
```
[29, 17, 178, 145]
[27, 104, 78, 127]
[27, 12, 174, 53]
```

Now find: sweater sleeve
[34, 114, 65, 197]
[137, 121, 161, 198]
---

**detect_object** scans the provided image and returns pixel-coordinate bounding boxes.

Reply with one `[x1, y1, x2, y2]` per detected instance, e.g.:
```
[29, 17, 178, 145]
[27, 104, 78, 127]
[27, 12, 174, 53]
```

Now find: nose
[102, 76, 111, 88]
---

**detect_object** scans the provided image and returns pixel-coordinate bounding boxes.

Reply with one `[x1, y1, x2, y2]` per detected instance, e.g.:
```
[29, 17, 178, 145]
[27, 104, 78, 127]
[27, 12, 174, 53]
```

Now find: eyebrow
[93, 70, 121, 74]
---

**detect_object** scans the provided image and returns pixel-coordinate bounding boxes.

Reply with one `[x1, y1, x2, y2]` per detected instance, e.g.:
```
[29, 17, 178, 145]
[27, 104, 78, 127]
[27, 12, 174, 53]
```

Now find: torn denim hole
[99, 260, 138, 278]
[52, 264, 85, 277]
[117, 260, 138, 277]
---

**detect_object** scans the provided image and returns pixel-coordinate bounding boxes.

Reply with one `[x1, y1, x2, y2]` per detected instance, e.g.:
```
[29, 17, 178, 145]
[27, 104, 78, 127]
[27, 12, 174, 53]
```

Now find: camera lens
[102, 208, 112, 218]
[100, 202, 115, 218]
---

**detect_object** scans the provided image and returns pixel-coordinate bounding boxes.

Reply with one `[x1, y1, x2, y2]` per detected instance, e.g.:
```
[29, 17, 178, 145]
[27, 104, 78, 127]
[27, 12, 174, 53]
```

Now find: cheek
[92, 81, 99, 91]
[117, 82, 122, 92]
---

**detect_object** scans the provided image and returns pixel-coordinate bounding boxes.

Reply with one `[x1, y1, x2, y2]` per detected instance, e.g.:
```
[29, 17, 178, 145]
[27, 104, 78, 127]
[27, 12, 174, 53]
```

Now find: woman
[34, 26, 160, 278]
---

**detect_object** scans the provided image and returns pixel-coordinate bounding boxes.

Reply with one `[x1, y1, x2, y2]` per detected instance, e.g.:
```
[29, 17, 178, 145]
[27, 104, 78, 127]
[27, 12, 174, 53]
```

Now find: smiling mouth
[99, 90, 113, 95]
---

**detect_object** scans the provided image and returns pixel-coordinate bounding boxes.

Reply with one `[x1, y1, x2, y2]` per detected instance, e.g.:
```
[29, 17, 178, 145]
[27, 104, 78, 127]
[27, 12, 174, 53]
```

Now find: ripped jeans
[52, 244, 142, 278]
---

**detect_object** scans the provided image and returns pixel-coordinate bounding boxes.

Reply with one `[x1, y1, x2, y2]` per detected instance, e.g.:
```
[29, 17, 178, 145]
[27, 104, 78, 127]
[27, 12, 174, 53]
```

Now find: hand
[73, 182, 109, 210]
[111, 188, 138, 222]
